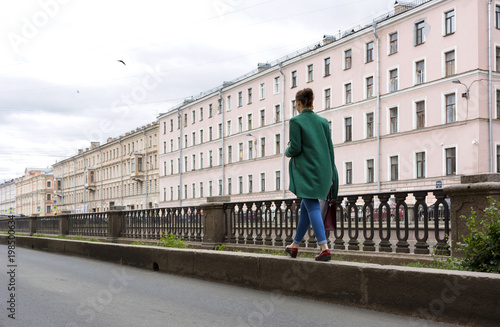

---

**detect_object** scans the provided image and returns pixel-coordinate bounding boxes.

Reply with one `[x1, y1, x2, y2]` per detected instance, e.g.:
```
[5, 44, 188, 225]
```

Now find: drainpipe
[219, 89, 225, 196]
[98, 147, 103, 211]
[373, 22, 381, 192]
[178, 107, 182, 207]
[118, 138, 124, 207]
[488, 0, 494, 172]
[142, 129, 148, 208]
[278, 62, 286, 199]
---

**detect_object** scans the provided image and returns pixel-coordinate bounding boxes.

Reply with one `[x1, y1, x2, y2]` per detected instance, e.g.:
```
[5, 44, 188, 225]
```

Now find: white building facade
[0, 180, 16, 215]
[158, 0, 500, 207]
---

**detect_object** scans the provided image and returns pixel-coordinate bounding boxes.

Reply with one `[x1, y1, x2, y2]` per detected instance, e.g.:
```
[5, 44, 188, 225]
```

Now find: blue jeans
[293, 198, 327, 245]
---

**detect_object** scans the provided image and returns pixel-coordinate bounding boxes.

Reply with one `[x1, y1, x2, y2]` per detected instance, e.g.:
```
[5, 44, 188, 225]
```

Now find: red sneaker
[285, 245, 298, 258]
[315, 249, 331, 261]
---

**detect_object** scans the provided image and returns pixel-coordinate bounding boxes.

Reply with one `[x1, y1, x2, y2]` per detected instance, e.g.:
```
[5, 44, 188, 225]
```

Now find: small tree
[457, 198, 500, 273]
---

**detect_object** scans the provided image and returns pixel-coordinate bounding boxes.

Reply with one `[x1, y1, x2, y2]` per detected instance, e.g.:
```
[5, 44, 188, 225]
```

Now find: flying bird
[117, 60, 126, 66]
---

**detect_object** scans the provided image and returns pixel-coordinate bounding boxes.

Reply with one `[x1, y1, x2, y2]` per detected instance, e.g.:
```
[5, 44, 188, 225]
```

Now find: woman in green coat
[284, 88, 338, 261]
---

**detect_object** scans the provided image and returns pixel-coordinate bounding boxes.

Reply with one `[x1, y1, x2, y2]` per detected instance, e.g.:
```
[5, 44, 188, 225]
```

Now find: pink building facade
[158, 0, 500, 207]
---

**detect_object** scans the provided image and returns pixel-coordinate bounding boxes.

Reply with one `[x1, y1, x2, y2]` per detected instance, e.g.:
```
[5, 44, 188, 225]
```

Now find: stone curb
[1, 235, 499, 327]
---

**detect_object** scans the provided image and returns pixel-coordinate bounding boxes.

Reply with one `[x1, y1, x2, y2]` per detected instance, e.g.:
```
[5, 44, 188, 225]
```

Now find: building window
[248, 140, 253, 159]
[344, 49, 352, 69]
[324, 88, 331, 109]
[209, 150, 213, 167]
[275, 134, 281, 154]
[260, 173, 266, 192]
[446, 147, 456, 175]
[227, 178, 232, 195]
[497, 90, 500, 118]
[219, 180, 223, 196]
[497, 145, 500, 172]
[200, 107, 203, 121]
[345, 83, 352, 104]
[209, 126, 213, 141]
[345, 162, 352, 185]
[192, 183, 196, 198]
[415, 21, 425, 45]
[324, 57, 331, 76]
[184, 156, 187, 172]
[238, 176, 243, 194]
[163, 121, 167, 134]
[445, 50, 455, 76]
[416, 60, 425, 85]
[275, 105, 281, 123]
[446, 93, 456, 123]
[200, 182, 204, 198]
[47, 193, 51, 201]
[274, 76, 280, 94]
[209, 104, 213, 117]
[218, 148, 223, 166]
[192, 110, 196, 124]
[192, 154, 196, 170]
[170, 160, 174, 174]
[260, 137, 266, 157]
[227, 145, 232, 164]
[200, 152, 204, 169]
[390, 156, 399, 181]
[367, 159, 374, 183]
[227, 95, 231, 111]
[238, 117, 243, 133]
[259, 83, 265, 99]
[496, 5, 500, 28]
[496, 47, 500, 72]
[307, 64, 314, 82]
[291, 70, 297, 88]
[248, 88, 253, 104]
[184, 113, 188, 127]
[389, 69, 398, 92]
[248, 175, 253, 193]
[200, 130, 204, 144]
[248, 113, 253, 130]
[291, 100, 297, 117]
[366, 76, 374, 98]
[238, 143, 243, 161]
[389, 32, 398, 54]
[444, 10, 455, 35]
[390, 107, 398, 134]
[366, 112, 374, 138]
[238, 92, 243, 107]
[209, 181, 213, 197]
[345, 117, 352, 142]
[192, 132, 196, 146]
[218, 123, 222, 139]
[416, 101, 425, 129]
[184, 135, 188, 148]
[275, 171, 281, 190]
[260, 109, 265, 126]
[227, 120, 231, 136]
[184, 185, 188, 199]
[416, 152, 426, 179]
[366, 41, 374, 63]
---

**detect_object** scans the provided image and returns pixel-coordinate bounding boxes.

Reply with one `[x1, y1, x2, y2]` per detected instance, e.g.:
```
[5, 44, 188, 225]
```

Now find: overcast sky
[0, 0, 396, 182]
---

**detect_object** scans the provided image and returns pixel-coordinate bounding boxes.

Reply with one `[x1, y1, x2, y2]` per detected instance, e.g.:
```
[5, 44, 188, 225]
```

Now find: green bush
[457, 198, 500, 273]
[158, 234, 188, 248]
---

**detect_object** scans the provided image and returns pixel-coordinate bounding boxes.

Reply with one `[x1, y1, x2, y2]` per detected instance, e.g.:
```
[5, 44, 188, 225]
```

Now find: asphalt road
[0, 246, 463, 327]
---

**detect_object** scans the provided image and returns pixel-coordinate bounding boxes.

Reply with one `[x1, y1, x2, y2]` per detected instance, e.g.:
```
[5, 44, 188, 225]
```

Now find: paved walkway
[0, 247, 463, 327]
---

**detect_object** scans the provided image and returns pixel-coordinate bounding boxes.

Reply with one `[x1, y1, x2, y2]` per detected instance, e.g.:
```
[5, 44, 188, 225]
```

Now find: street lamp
[452, 79, 469, 99]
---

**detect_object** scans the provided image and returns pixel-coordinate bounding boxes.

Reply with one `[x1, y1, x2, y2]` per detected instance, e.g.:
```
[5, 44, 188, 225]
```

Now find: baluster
[413, 191, 430, 254]
[237, 204, 245, 244]
[275, 200, 287, 247]
[433, 190, 451, 256]
[189, 207, 196, 241]
[395, 192, 410, 253]
[264, 201, 275, 246]
[378, 193, 393, 252]
[196, 207, 203, 242]
[255, 202, 264, 245]
[347, 195, 360, 250]
[246, 202, 255, 244]
[362, 195, 375, 251]
[333, 196, 345, 250]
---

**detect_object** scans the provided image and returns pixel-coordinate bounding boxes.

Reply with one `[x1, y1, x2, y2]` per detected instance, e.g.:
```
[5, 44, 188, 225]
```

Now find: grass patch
[158, 234, 188, 249]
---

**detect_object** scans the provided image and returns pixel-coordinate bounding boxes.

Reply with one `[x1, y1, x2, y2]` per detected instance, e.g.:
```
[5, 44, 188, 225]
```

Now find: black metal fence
[0, 216, 29, 233]
[224, 189, 450, 255]
[36, 216, 59, 235]
[121, 207, 202, 241]
[68, 212, 107, 237]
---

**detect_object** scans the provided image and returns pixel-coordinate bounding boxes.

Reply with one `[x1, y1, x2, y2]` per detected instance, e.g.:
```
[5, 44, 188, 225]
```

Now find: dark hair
[295, 88, 314, 108]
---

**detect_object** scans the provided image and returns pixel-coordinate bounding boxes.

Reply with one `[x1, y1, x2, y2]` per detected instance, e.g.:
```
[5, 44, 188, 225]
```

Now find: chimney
[323, 35, 336, 45]
[107, 137, 113, 143]
[78, 149, 83, 155]
[257, 63, 271, 72]
[394, 1, 413, 14]
[90, 142, 100, 149]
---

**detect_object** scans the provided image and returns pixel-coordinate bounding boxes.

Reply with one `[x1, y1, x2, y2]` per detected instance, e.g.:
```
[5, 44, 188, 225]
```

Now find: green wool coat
[285, 109, 339, 200]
